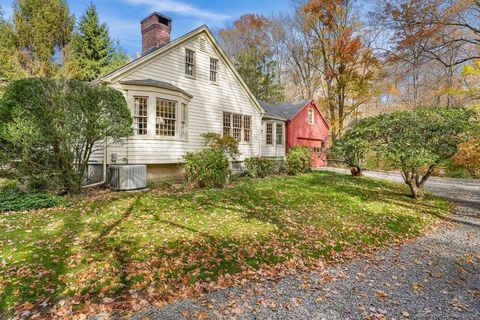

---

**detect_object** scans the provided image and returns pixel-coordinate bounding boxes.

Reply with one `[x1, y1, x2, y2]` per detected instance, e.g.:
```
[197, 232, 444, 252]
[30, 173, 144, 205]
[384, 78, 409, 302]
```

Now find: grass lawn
[0, 171, 452, 316]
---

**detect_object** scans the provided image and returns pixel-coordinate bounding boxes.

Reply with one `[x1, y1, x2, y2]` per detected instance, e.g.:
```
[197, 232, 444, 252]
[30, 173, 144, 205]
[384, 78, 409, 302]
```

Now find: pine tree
[236, 49, 284, 103]
[13, 0, 74, 77]
[64, 3, 130, 81]
[0, 7, 25, 94]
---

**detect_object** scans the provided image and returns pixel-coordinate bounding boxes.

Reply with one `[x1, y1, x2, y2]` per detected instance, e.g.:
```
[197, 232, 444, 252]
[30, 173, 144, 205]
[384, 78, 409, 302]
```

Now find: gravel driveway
[131, 170, 480, 320]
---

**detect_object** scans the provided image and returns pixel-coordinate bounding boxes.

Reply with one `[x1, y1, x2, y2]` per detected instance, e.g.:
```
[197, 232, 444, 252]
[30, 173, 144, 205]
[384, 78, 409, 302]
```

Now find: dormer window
[185, 49, 195, 77]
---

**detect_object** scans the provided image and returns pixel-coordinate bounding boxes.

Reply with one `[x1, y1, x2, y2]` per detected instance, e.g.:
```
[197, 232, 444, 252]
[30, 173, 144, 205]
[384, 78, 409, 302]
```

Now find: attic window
[308, 108, 314, 125]
[185, 49, 195, 77]
[210, 58, 218, 83]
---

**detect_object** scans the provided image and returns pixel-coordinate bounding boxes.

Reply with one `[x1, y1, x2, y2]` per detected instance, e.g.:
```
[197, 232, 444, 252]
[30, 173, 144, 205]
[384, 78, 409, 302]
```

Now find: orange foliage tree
[303, 0, 380, 141]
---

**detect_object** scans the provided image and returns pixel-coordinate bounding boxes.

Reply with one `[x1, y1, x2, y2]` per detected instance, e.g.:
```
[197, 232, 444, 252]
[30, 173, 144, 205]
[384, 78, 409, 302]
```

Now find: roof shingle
[260, 99, 311, 121]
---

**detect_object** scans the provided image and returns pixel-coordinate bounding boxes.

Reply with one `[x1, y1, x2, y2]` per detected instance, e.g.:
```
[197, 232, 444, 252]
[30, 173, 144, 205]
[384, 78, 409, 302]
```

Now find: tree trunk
[351, 166, 363, 177]
[405, 179, 425, 199]
[401, 165, 436, 199]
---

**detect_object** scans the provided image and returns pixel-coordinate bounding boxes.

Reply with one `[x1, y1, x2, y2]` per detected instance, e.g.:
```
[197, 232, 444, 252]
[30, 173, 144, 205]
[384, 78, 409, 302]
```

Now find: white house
[90, 12, 286, 183]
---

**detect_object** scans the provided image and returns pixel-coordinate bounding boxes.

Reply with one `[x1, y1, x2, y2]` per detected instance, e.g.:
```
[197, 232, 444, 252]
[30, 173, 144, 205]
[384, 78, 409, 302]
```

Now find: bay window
[156, 99, 177, 136]
[134, 96, 148, 135]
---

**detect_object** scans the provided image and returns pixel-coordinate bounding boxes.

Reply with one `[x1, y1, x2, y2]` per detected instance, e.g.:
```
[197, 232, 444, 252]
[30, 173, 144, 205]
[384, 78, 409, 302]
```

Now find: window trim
[307, 108, 314, 125]
[156, 98, 177, 137]
[276, 123, 283, 145]
[185, 48, 196, 79]
[210, 58, 219, 84]
[126, 88, 191, 141]
[222, 112, 252, 144]
[133, 96, 149, 136]
[181, 102, 188, 140]
[266, 122, 274, 146]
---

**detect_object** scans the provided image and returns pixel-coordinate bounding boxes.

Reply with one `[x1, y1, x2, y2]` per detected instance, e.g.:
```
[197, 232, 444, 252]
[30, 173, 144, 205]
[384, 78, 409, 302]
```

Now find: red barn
[260, 99, 330, 167]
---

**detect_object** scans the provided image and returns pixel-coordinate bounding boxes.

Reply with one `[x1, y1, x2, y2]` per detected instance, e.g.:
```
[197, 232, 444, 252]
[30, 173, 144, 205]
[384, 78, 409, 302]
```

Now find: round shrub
[285, 146, 312, 175]
[244, 157, 277, 178]
[183, 148, 230, 188]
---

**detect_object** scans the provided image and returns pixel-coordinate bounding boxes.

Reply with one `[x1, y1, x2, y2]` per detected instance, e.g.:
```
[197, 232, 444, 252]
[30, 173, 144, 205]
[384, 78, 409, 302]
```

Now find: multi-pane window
[210, 58, 218, 83]
[181, 103, 187, 139]
[223, 112, 231, 137]
[223, 112, 251, 143]
[243, 116, 251, 143]
[308, 108, 314, 124]
[185, 49, 195, 77]
[156, 99, 176, 136]
[266, 123, 273, 145]
[134, 97, 148, 135]
[276, 123, 283, 145]
[232, 114, 242, 141]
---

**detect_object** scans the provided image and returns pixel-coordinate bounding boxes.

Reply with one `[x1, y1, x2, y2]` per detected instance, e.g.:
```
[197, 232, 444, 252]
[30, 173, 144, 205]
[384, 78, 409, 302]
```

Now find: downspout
[82, 139, 108, 188]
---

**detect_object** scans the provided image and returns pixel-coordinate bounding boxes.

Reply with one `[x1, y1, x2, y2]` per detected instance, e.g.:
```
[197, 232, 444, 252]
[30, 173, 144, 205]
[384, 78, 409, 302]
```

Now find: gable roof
[260, 99, 311, 120]
[97, 25, 265, 115]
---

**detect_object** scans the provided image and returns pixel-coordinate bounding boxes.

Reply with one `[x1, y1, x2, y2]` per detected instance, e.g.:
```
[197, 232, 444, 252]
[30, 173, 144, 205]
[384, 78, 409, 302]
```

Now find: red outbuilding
[260, 99, 330, 167]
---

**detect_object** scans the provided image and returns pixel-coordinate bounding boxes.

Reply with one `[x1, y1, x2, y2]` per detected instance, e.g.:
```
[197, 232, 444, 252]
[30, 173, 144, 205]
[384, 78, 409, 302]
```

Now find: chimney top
[141, 12, 173, 55]
[140, 12, 172, 24]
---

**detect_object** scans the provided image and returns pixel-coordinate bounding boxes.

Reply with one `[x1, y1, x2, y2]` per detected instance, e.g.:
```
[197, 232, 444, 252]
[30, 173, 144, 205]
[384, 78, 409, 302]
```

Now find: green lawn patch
[0, 171, 452, 315]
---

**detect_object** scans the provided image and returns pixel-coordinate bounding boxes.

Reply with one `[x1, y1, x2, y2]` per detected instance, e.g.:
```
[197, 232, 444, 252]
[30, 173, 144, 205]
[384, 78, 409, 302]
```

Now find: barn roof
[259, 99, 311, 121]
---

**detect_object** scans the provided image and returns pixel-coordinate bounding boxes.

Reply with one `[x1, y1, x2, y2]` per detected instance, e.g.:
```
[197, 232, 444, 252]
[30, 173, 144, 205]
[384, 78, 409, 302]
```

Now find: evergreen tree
[13, 0, 74, 77]
[0, 7, 25, 94]
[236, 49, 284, 103]
[63, 3, 130, 81]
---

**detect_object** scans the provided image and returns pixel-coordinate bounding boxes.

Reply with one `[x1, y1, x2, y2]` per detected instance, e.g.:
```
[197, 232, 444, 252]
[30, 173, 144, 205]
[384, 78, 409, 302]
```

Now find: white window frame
[308, 108, 314, 125]
[127, 89, 190, 141]
[222, 112, 252, 144]
[210, 58, 219, 83]
[185, 49, 196, 78]
[156, 98, 177, 137]
[134, 96, 148, 136]
[276, 123, 283, 145]
[243, 116, 251, 143]
[266, 123, 274, 146]
[181, 103, 188, 140]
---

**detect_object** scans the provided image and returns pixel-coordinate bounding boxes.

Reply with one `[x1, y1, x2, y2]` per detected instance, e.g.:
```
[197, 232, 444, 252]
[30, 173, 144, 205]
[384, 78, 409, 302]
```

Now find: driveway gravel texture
[129, 169, 480, 320]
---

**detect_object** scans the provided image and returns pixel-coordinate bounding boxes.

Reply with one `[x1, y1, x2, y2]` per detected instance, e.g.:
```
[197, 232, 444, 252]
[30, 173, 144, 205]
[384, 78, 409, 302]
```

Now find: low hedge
[244, 157, 277, 178]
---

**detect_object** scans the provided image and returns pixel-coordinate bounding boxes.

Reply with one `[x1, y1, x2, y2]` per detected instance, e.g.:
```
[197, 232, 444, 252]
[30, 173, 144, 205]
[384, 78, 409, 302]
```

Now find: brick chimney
[141, 12, 172, 55]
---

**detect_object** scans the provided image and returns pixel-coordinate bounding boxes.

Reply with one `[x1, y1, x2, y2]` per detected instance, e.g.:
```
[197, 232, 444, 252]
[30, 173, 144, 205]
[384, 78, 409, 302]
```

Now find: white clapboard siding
[90, 30, 263, 165]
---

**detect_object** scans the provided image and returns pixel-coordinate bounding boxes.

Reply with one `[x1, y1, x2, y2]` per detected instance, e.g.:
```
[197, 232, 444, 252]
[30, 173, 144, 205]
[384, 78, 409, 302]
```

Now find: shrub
[0, 178, 17, 192]
[184, 149, 230, 188]
[244, 157, 277, 178]
[0, 190, 61, 213]
[0, 78, 133, 193]
[285, 146, 312, 175]
[200, 132, 239, 158]
[183, 132, 240, 189]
